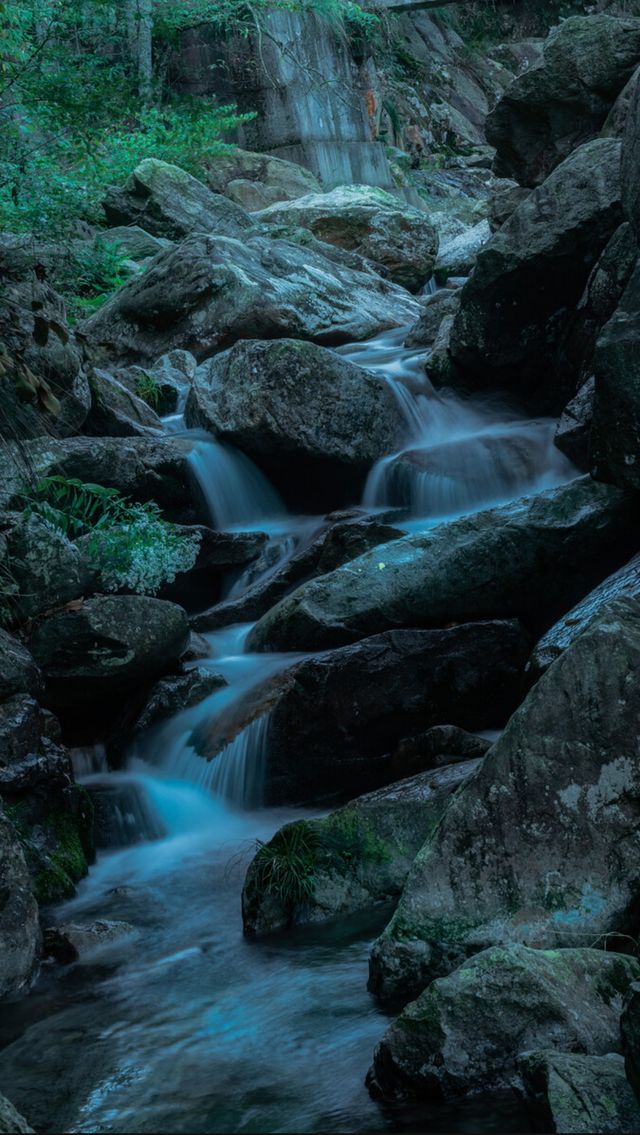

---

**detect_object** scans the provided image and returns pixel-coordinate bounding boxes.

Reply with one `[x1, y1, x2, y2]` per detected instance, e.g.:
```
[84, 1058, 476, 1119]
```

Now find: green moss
[4, 799, 93, 906]
[319, 807, 392, 872]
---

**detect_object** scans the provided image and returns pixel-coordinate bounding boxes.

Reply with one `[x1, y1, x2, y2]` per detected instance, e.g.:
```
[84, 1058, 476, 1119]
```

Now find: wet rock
[529, 551, 640, 677]
[5, 513, 93, 621]
[135, 666, 226, 733]
[81, 233, 421, 365]
[89, 778, 166, 849]
[101, 224, 173, 261]
[242, 760, 480, 936]
[0, 695, 50, 767]
[450, 138, 624, 409]
[554, 378, 593, 469]
[404, 290, 458, 349]
[592, 260, 640, 494]
[368, 597, 640, 1005]
[28, 596, 189, 707]
[488, 180, 530, 232]
[0, 805, 39, 1000]
[520, 1051, 640, 1135]
[103, 158, 252, 240]
[434, 220, 490, 283]
[193, 620, 528, 805]
[85, 368, 163, 437]
[185, 339, 406, 500]
[43, 919, 136, 963]
[0, 1092, 33, 1133]
[390, 725, 491, 778]
[248, 478, 636, 653]
[205, 147, 321, 211]
[184, 527, 267, 573]
[486, 16, 640, 187]
[254, 185, 438, 292]
[0, 630, 41, 701]
[368, 946, 639, 1101]
[622, 66, 640, 238]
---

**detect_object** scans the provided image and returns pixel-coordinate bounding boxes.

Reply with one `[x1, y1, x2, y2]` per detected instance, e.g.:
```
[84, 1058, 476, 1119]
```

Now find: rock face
[192, 621, 528, 805]
[0, 1091, 34, 1134]
[0, 807, 39, 1001]
[368, 597, 640, 1005]
[487, 16, 640, 187]
[592, 260, 640, 494]
[434, 220, 490, 283]
[28, 596, 189, 707]
[622, 980, 640, 1100]
[368, 946, 639, 1101]
[0, 631, 41, 702]
[254, 185, 438, 291]
[185, 339, 406, 497]
[134, 667, 226, 733]
[81, 233, 421, 365]
[103, 159, 252, 240]
[520, 1051, 640, 1135]
[242, 760, 480, 936]
[205, 147, 321, 211]
[85, 369, 162, 437]
[450, 138, 624, 408]
[622, 66, 640, 238]
[6, 514, 93, 622]
[529, 551, 640, 676]
[248, 478, 636, 653]
[555, 378, 594, 469]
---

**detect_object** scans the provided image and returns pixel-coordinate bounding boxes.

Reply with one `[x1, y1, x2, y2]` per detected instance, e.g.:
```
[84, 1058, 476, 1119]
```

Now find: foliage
[51, 238, 131, 321]
[253, 822, 317, 908]
[22, 475, 201, 594]
[135, 371, 162, 410]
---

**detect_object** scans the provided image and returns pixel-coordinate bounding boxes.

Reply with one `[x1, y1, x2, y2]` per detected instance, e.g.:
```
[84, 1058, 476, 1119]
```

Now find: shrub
[253, 822, 317, 908]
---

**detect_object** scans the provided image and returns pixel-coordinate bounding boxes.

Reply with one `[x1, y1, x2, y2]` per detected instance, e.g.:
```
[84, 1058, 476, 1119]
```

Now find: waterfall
[157, 714, 272, 811]
[187, 436, 284, 531]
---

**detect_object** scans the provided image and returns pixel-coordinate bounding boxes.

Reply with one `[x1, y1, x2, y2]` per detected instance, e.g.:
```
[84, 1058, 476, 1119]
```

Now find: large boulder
[205, 147, 321, 211]
[28, 596, 189, 707]
[184, 339, 406, 502]
[102, 158, 252, 240]
[247, 477, 637, 653]
[486, 16, 640, 187]
[190, 621, 529, 805]
[4, 513, 93, 622]
[0, 631, 41, 701]
[0, 806, 39, 1001]
[368, 945, 639, 1101]
[368, 597, 640, 1005]
[254, 185, 438, 291]
[555, 378, 594, 469]
[84, 368, 162, 437]
[81, 233, 421, 365]
[520, 1051, 640, 1135]
[592, 260, 640, 494]
[449, 138, 624, 409]
[242, 760, 480, 936]
[622, 66, 640, 237]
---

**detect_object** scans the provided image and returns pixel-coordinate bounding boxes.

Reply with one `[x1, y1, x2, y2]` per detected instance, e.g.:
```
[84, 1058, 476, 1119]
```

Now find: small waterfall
[187, 436, 284, 531]
[88, 777, 167, 849]
[159, 714, 272, 811]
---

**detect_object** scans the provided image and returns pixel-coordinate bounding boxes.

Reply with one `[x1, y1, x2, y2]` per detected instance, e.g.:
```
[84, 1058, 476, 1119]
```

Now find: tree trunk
[124, 0, 153, 102]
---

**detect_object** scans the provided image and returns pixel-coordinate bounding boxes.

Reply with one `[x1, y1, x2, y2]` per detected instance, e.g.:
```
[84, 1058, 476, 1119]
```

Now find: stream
[0, 325, 573, 1133]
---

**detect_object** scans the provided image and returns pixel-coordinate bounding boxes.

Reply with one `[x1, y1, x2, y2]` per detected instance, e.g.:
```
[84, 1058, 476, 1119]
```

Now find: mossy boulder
[5, 513, 94, 622]
[520, 1051, 640, 1134]
[205, 147, 321, 211]
[85, 368, 163, 438]
[242, 760, 480, 936]
[368, 946, 640, 1101]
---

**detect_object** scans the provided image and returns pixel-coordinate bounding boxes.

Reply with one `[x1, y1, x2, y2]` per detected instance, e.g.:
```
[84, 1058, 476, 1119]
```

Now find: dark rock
[189, 526, 267, 571]
[85, 368, 163, 437]
[592, 259, 640, 493]
[0, 696, 45, 767]
[488, 180, 530, 232]
[5, 513, 93, 621]
[0, 630, 41, 701]
[0, 1092, 33, 1133]
[487, 16, 640, 187]
[89, 778, 166, 849]
[0, 806, 39, 1000]
[101, 225, 172, 261]
[390, 725, 491, 778]
[81, 233, 421, 365]
[404, 290, 458, 349]
[242, 760, 480, 936]
[43, 919, 136, 963]
[247, 477, 636, 653]
[368, 597, 640, 1005]
[450, 138, 624, 409]
[28, 596, 189, 707]
[103, 158, 252, 240]
[135, 666, 226, 733]
[368, 946, 639, 1101]
[520, 1050, 640, 1135]
[622, 980, 640, 1101]
[622, 66, 640, 237]
[185, 339, 406, 501]
[529, 551, 640, 677]
[435, 221, 490, 283]
[555, 378, 594, 469]
[192, 620, 528, 805]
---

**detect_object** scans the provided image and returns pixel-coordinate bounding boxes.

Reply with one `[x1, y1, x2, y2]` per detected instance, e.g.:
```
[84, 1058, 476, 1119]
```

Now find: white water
[0, 319, 569, 1134]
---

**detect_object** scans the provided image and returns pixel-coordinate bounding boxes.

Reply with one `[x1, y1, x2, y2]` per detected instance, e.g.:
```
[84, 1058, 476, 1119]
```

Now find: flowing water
[0, 324, 569, 1133]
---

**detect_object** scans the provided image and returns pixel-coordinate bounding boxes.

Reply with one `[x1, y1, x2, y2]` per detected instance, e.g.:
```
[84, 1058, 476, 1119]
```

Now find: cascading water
[0, 317, 571, 1135]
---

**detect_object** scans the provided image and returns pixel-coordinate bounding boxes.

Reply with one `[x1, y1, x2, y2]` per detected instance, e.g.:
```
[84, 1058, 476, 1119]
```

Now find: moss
[4, 800, 93, 906]
[319, 807, 392, 872]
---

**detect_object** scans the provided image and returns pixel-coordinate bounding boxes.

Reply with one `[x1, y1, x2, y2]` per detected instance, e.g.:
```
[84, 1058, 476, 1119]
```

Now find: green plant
[253, 822, 317, 908]
[135, 371, 162, 409]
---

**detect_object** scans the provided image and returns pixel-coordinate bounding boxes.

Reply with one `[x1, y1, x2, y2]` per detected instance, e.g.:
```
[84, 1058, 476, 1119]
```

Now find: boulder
[0, 631, 41, 701]
[81, 233, 421, 365]
[368, 946, 639, 1101]
[0, 806, 39, 1000]
[191, 620, 529, 805]
[368, 597, 640, 1005]
[134, 666, 226, 733]
[488, 180, 530, 232]
[555, 378, 594, 469]
[529, 551, 640, 677]
[5, 514, 93, 621]
[390, 725, 491, 778]
[622, 980, 640, 1100]
[622, 66, 640, 237]
[592, 260, 640, 494]
[100, 225, 172, 261]
[0, 1092, 33, 1134]
[520, 1051, 640, 1135]
[434, 220, 490, 283]
[205, 147, 321, 211]
[43, 919, 136, 962]
[0, 696, 50, 767]
[486, 15, 640, 187]
[103, 158, 252, 240]
[84, 368, 163, 437]
[242, 760, 480, 936]
[404, 290, 458, 349]
[254, 184, 438, 291]
[184, 339, 406, 500]
[450, 138, 624, 409]
[247, 477, 637, 653]
[28, 596, 189, 707]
